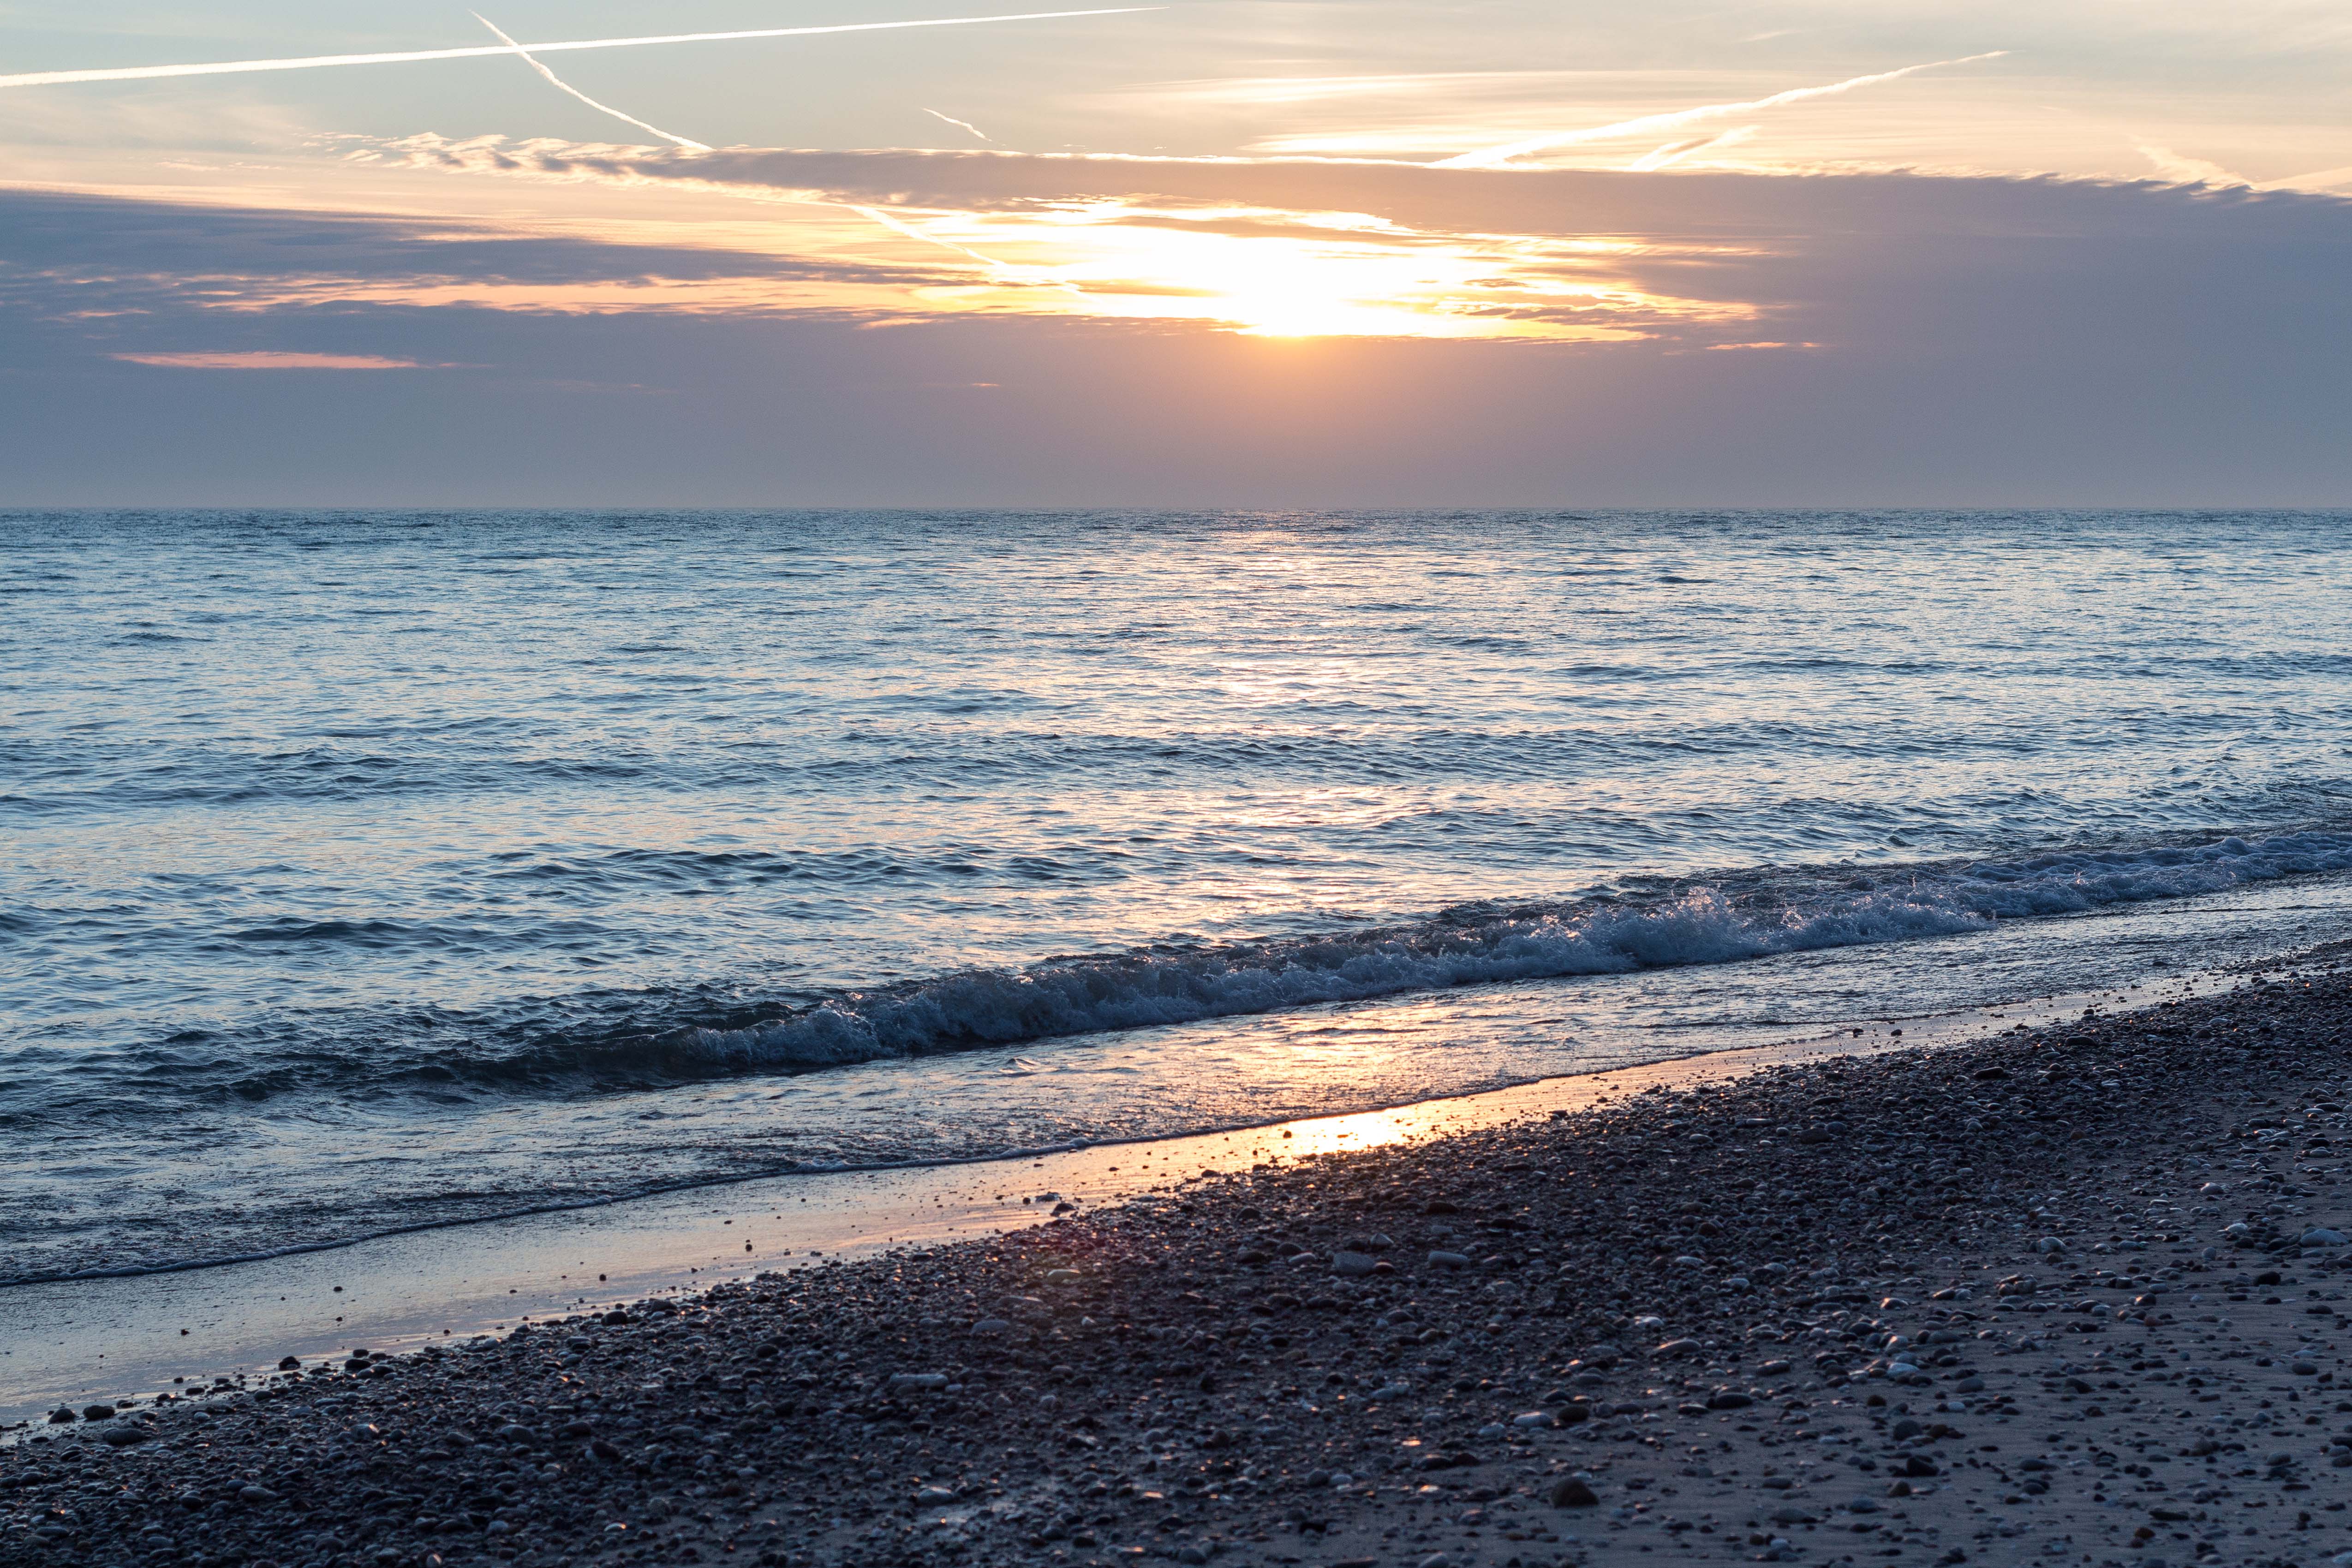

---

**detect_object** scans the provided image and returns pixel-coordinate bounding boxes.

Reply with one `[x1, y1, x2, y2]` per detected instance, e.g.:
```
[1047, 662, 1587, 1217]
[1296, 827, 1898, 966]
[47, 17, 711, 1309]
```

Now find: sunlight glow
[845, 200, 1754, 340]
[355, 138, 1764, 342]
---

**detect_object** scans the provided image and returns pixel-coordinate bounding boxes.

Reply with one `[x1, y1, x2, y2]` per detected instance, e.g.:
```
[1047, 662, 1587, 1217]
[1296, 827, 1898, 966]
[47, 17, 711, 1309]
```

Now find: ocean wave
[12, 825, 2346, 1114]
[669, 828, 2352, 1073]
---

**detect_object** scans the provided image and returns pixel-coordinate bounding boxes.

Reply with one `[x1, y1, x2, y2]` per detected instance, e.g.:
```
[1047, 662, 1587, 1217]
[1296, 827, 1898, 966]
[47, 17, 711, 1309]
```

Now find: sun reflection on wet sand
[2, 969, 2250, 1430]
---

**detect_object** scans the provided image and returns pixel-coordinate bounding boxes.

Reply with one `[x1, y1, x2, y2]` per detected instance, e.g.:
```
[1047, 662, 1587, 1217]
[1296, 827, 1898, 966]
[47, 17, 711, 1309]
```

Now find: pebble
[1427, 1249, 1470, 1268]
[889, 1372, 950, 1390]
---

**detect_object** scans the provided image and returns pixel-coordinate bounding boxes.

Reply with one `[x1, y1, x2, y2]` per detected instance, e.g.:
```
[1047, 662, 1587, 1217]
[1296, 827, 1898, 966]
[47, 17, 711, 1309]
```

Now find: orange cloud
[112, 351, 458, 369]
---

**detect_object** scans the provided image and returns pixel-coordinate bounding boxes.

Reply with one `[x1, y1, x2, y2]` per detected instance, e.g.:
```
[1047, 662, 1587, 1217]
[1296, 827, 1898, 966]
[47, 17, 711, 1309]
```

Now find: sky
[1, 1, 2348, 506]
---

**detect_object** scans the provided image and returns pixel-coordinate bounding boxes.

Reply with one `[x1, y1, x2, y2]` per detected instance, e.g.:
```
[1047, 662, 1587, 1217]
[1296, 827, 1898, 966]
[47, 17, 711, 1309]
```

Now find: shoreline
[8, 961, 2352, 1568]
[0, 970, 2237, 1435]
[15, 853, 2349, 1305]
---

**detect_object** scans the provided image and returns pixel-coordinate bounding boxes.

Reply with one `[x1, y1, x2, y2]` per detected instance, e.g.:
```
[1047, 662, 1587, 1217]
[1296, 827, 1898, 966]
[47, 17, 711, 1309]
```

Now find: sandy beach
[8, 961, 2352, 1568]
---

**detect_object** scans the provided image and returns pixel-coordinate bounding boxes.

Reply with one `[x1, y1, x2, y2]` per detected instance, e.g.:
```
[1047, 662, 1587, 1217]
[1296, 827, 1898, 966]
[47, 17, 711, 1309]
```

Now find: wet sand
[0, 980, 2212, 1432]
[7, 962, 2350, 1568]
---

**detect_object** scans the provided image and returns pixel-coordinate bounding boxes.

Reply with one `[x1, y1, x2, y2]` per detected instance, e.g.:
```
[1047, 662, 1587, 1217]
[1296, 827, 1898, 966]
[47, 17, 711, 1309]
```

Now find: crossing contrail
[0, 8, 1158, 90]
[472, 12, 709, 149]
[1434, 52, 2006, 170]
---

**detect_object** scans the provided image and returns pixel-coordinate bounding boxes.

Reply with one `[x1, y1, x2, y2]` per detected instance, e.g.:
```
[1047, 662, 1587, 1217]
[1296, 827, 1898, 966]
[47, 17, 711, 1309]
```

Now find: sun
[871, 198, 1734, 342]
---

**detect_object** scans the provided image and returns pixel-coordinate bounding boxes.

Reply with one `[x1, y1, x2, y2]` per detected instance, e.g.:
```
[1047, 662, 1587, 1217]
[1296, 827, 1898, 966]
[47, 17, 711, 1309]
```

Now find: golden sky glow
[0, 3, 2336, 563]
[325, 135, 1768, 342]
[4, 1, 2350, 346]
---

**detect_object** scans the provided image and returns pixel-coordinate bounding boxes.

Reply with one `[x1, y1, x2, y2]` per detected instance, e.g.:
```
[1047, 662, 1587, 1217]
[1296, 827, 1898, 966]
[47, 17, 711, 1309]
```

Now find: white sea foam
[681, 829, 2352, 1070]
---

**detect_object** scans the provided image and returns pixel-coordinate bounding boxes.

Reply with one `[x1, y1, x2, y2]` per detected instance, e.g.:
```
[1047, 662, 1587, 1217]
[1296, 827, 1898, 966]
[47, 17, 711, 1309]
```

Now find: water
[5, 508, 2351, 1284]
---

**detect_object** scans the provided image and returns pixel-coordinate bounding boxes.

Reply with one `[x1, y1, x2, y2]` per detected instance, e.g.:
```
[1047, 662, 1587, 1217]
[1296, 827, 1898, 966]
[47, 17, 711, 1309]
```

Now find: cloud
[359, 138, 1771, 340]
[296, 135, 2352, 347]
[111, 351, 456, 369]
[0, 185, 974, 322]
[2137, 143, 2249, 187]
[4, 165, 2349, 505]
[2267, 164, 2352, 194]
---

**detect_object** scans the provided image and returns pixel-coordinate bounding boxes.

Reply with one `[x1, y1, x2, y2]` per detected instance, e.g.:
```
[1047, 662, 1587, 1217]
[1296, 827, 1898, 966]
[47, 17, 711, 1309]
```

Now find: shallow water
[5, 508, 2350, 1281]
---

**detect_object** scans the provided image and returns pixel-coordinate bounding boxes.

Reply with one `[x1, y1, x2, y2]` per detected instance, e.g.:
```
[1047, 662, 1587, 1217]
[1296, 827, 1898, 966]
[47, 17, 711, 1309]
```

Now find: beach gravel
[6, 969, 2352, 1568]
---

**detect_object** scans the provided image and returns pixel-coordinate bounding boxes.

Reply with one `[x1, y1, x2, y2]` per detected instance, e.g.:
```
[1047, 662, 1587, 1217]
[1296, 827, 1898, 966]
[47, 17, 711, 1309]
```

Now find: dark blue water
[6, 509, 2351, 1282]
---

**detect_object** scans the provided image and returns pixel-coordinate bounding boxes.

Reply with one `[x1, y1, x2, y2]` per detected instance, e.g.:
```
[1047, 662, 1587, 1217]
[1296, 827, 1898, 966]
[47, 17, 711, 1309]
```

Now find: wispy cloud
[357, 136, 1761, 340]
[2263, 163, 2352, 194]
[1432, 53, 2008, 170]
[33, 139, 2352, 354]
[923, 109, 995, 143]
[112, 351, 457, 370]
[0, 9, 1158, 91]
[2136, 142, 2248, 187]
[1120, 70, 1607, 109]
[12, 174, 2352, 508]
[471, 12, 710, 151]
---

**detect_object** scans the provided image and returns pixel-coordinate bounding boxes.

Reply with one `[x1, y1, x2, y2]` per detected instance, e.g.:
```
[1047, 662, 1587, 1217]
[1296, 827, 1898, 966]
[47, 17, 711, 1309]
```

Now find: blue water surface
[4, 509, 2349, 1278]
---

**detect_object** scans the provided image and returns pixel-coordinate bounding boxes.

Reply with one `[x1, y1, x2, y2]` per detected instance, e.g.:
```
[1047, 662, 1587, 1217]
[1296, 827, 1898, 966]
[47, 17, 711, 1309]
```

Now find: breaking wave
[669, 828, 2352, 1073]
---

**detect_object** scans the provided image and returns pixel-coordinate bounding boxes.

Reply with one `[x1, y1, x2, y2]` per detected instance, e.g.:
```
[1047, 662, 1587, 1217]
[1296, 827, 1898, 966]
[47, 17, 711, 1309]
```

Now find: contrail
[922, 107, 993, 143]
[1433, 52, 2006, 170]
[837, 198, 1079, 296]
[472, 12, 709, 149]
[1625, 125, 1756, 172]
[0, 8, 1158, 90]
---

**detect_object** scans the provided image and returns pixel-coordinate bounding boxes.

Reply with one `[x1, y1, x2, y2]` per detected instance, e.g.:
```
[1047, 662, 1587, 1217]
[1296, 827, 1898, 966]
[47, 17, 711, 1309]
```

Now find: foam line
[672, 828, 2352, 1074]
